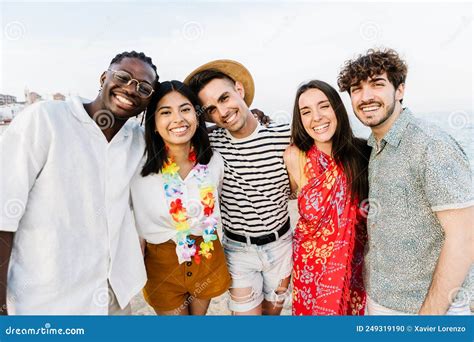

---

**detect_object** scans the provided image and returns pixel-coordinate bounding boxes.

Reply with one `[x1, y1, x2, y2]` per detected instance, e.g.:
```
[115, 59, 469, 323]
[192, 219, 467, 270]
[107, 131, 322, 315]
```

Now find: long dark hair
[141, 80, 213, 177]
[291, 80, 370, 200]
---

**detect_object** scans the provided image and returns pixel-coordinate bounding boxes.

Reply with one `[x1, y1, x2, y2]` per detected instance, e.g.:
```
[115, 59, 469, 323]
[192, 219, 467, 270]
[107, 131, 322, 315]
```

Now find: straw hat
[184, 59, 255, 106]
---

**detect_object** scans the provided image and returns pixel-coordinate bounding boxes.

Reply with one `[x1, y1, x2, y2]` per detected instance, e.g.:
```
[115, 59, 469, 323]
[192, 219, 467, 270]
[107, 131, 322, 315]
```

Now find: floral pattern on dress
[292, 145, 367, 315]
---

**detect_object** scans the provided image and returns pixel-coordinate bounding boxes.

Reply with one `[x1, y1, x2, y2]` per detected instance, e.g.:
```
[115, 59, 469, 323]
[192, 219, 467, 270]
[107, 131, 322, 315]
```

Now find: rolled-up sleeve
[422, 135, 474, 212]
[0, 104, 50, 231]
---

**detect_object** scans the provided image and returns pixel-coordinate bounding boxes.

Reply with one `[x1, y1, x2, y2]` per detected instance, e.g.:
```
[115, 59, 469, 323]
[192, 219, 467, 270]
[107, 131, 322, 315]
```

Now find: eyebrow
[203, 105, 215, 113]
[368, 77, 387, 83]
[350, 77, 387, 88]
[299, 100, 329, 110]
[157, 102, 192, 111]
[115, 68, 153, 85]
[218, 92, 230, 102]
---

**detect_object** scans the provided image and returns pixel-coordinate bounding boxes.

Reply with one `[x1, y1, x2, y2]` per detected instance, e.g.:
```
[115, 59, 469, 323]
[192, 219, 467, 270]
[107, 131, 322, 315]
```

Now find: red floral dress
[292, 145, 366, 315]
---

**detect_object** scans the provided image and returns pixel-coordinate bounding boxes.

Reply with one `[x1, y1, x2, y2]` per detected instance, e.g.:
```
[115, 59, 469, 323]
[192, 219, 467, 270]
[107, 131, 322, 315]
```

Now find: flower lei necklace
[162, 146, 218, 264]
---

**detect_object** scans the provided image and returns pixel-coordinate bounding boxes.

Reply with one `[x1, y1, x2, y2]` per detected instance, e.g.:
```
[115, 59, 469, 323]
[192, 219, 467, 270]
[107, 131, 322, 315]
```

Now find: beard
[355, 96, 396, 128]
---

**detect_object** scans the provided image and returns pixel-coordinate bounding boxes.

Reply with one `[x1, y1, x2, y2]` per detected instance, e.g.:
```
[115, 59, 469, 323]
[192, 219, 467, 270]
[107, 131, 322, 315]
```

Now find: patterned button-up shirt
[364, 108, 474, 313]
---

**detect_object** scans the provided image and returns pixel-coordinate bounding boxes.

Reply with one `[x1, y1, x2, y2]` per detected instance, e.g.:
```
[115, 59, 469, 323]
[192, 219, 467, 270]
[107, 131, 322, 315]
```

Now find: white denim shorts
[222, 229, 293, 313]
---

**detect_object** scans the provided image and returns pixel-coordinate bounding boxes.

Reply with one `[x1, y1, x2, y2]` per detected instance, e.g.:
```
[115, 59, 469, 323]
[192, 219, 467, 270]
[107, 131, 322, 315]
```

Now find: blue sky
[1, 0, 472, 133]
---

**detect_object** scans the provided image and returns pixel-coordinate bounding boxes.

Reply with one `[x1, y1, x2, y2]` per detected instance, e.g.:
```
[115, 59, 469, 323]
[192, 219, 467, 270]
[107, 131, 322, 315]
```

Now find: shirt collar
[67, 95, 94, 124]
[367, 107, 413, 149]
[66, 95, 131, 138]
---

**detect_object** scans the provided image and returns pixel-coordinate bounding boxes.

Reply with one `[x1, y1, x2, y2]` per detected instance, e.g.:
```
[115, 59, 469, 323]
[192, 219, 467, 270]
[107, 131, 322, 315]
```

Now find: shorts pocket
[222, 235, 247, 252]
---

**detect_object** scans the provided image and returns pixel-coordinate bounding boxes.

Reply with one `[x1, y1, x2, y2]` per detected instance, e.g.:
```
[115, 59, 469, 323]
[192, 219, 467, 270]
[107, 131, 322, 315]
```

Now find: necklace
[162, 147, 218, 264]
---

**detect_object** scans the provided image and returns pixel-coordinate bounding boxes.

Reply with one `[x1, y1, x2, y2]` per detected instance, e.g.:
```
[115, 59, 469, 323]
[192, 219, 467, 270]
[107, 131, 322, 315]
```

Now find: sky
[0, 0, 473, 135]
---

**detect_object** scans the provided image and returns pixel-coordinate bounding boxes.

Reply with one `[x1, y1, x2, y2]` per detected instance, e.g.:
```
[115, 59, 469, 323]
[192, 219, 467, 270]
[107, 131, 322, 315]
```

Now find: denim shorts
[222, 229, 293, 312]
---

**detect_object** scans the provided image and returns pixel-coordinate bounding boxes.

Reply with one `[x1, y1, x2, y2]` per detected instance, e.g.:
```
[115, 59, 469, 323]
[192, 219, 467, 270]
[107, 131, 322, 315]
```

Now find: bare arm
[283, 145, 300, 198]
[139, 237, 146, 257]
[418, 206, 474, 314]
[0, 231, 14, 315]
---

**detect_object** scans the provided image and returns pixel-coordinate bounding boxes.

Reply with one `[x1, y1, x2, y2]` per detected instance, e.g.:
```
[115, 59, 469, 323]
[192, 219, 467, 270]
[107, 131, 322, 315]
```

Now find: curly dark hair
[109, 51, 159, 82]
[337, 48, 407, 96]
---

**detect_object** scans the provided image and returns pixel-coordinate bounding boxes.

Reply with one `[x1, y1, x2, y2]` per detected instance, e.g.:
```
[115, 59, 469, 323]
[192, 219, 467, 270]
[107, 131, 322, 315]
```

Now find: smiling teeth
[170, 126, 188, 133]
[313, 123, 329, 132]
[225, 113, 237, 123]
[362, 106, 380, 112]
[116, 95, 133, 106]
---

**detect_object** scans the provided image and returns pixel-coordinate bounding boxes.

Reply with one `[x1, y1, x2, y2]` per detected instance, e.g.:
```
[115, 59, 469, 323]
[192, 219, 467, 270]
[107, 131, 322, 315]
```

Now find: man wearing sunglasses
[0, 51, 158, 315]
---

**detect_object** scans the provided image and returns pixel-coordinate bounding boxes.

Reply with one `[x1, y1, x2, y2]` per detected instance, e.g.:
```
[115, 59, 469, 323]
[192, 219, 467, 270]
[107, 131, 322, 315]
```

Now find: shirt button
[187, 272, 192, 277]
[186, 262, 192, 267]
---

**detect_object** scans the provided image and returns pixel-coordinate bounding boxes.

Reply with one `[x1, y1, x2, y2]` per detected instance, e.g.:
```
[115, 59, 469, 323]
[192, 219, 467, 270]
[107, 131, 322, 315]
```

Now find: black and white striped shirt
[209, 122, 291, 236]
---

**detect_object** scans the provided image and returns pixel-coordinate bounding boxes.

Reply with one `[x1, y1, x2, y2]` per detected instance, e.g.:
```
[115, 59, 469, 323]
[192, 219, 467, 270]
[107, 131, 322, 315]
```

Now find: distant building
[0, 94, 17, 106]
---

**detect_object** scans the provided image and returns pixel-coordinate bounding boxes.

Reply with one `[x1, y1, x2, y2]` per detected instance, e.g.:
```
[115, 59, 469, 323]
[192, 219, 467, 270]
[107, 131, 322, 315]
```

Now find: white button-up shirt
[0, 96, 146, 315]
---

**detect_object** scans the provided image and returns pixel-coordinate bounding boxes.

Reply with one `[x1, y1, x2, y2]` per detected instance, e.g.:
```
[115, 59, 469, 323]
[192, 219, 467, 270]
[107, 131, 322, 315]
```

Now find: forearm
[0, 231, 14, 315]
[419, 235, 472, 314]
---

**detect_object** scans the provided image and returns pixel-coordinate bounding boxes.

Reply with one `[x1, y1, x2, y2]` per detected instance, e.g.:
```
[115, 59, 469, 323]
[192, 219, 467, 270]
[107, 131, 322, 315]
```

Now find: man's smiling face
[100, 57, 156, 119]
[198, 78, 249, 133]
[350, 72, 404, 128]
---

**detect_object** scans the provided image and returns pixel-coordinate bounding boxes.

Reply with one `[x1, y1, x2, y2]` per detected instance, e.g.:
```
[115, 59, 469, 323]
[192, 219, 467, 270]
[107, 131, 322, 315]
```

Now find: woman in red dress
[284, 80, 371, 315]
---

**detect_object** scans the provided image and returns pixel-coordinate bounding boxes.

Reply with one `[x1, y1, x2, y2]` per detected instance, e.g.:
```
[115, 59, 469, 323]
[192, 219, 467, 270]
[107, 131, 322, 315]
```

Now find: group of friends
[0, 48, 472, 316]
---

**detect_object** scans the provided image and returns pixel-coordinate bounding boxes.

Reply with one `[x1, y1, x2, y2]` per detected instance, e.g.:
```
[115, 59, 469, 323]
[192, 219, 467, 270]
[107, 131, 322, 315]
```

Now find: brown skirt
[143, 235, 231, 312]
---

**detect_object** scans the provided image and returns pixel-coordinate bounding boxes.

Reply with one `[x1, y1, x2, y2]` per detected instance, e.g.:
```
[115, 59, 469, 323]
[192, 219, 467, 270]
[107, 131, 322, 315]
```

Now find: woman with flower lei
[131, 81, 230, 315]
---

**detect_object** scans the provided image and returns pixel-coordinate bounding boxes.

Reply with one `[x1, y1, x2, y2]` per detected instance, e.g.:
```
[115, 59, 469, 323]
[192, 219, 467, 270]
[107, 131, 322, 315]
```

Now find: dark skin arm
[0, 231, 14, 315]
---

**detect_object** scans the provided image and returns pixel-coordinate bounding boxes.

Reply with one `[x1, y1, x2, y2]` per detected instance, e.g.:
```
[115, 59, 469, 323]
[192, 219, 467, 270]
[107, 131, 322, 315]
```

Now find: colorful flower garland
[162, 147, 218, 264]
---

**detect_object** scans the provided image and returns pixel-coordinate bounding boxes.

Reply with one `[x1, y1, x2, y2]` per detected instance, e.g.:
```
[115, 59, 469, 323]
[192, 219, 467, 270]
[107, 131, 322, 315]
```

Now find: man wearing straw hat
[185, 60, 292, 315]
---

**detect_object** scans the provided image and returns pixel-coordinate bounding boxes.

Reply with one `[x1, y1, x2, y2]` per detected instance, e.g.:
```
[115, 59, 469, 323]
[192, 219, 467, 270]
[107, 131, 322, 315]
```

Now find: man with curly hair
[338, 48, 473, 315]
